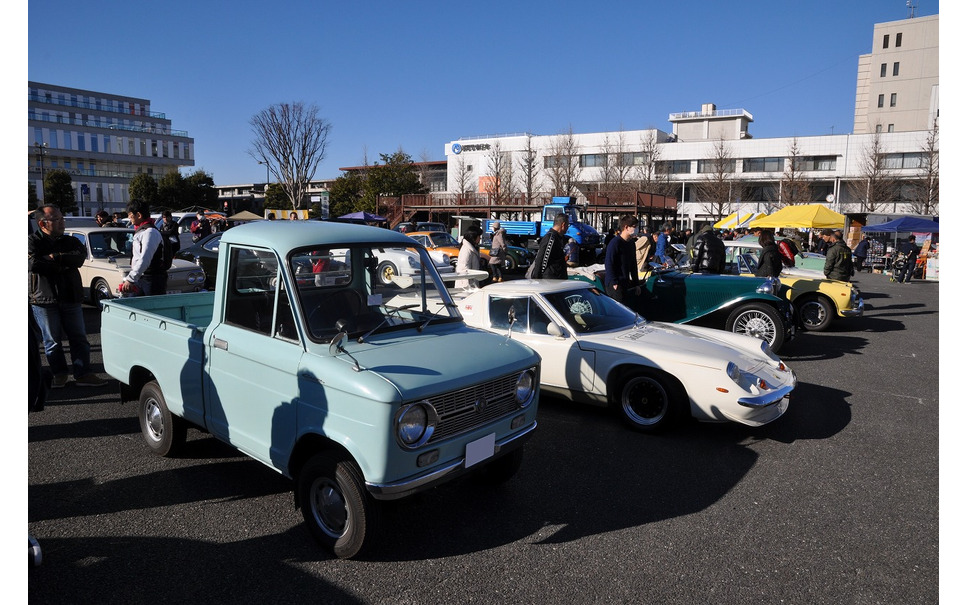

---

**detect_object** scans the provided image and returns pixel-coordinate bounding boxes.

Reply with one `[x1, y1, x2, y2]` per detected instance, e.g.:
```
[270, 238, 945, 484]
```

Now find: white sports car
[459, 280, 796, 432]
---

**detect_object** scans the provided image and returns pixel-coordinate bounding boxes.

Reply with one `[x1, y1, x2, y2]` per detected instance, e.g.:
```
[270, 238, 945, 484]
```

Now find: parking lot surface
[28, 271, 940, 604]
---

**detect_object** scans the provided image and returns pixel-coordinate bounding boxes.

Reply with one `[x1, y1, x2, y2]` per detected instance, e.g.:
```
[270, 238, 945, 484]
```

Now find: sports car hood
[583, 321, 773, 371]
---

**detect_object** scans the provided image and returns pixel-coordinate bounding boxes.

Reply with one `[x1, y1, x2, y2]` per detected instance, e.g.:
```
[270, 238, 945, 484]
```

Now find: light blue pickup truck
[100, 220, 541, 559]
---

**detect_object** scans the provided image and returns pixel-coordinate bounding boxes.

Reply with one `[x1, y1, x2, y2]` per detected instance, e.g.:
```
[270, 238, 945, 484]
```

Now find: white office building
[29, 82, 195, 215]
[443, 14, 939, 228]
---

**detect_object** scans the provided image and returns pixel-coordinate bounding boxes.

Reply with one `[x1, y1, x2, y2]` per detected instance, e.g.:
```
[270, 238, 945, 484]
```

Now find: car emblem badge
[475, 396, 487, 413]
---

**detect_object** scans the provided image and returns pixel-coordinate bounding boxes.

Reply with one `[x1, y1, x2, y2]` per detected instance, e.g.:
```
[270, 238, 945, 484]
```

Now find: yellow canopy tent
[749, 204, 846, 229]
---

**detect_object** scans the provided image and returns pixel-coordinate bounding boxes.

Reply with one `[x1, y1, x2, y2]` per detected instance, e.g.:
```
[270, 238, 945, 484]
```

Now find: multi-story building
[29, 82, 195, 215]
[854, 14, 939, 134]
[438, 14, 939, 229]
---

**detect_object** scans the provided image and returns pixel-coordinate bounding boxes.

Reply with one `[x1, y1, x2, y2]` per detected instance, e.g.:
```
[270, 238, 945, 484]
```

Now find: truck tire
[299, 451, 377, 559]
[726, 302, 786, 353]
[138, 381, 187, 457]
[91, 277, 114, 303]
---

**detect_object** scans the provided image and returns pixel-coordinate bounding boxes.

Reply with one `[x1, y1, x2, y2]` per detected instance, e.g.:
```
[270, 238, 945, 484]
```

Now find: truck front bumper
[365, 420, 536, 501]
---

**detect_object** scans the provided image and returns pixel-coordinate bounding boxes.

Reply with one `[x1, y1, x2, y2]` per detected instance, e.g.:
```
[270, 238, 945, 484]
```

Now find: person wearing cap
[488, 221, 508, 282]
[815, 229, 833, 254]
[823, 229, 853, 281]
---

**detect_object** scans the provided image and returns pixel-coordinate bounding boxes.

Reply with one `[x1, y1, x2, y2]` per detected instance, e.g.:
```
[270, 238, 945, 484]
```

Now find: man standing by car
[158, 210, 181, 256]
[823, 230, 853, 282]
[119, 200, 168, 296]
[654, 223, 673, 267]
[28, 205, 107, 388]
[690, 225, 726, 274]
[604, 215, 641, 303]
[530, 213, 569, 279]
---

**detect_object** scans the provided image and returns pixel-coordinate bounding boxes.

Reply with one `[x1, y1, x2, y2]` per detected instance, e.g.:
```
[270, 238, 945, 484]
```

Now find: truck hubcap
[311, 477, 347, 538]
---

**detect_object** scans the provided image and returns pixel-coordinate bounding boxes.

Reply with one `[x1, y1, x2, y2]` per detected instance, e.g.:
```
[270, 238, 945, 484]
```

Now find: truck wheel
[472, 448, 523, 486]
[797, 294, 835, 331]
[299, 452, 377, 559]
[91, 277, 113, 303]
[726, 303, 785, 352]
[138, 381, 187, 457]
[376, 261, 398, 285]
[612, 369, 685, 432]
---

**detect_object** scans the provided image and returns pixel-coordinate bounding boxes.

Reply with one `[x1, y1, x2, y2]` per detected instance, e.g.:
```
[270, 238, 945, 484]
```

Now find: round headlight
[515, 369, 537, 407]
[395, 402, 437, 448]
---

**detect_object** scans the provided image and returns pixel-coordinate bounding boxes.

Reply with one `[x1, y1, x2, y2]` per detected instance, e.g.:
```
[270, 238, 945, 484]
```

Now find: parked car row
[66, 226, 207, 303]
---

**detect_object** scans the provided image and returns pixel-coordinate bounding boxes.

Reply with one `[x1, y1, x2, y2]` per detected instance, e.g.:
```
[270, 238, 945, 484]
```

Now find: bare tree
[417, 149, 436, 195]
[453, 153, 474, 201]
[780, 137, 812, 205]
[545, 126, 582, 197]
[517, 134, 543, 203]
[695, 138, 739, 221]
[249, 102, 332, 211]
[485, 141, 516, 205]
[910, 118, 939, 215]
[611, 129, 635, 192]
[847, 130, 900, 213]
[635, 131, 679, 198]
[597, 134, 616, 190]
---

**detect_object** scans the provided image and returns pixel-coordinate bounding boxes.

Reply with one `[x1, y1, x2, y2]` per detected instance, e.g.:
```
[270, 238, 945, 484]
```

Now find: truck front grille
[423, 371, 522, 443]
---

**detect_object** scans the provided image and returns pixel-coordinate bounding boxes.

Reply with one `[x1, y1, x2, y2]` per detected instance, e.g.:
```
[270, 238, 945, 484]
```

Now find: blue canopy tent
[337, 211, 387, 223]
[862, 216, 939, 260]
[861, 216, 939, 234]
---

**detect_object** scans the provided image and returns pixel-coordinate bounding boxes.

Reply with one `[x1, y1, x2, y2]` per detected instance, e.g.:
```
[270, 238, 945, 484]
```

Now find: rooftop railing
[29, 112, 189, 137]
[29, 93, 167, 119]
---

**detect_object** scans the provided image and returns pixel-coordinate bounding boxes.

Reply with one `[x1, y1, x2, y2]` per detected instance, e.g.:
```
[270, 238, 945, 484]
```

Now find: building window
[77, 134, 85, 151]
[888, 124, 895, 133]
[742, 157, 784, 172]
[883, 34, 890, 48]
[890, 93, 897, 107]
[877, 94, 884, 108]
[893, 62, 899, 76]
[696, 159, 734, 174]
[876, 124, 883, 133]
[794, 156, 836, 171]
[896, 32, 902, 47]
[880, 63, 887, 77]
[579, 154, 605, 168]
[657, 160, 691, 175]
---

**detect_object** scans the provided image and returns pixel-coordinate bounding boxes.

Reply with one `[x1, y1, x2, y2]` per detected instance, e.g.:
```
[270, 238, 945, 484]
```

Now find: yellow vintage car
[725, 247, 864, 331]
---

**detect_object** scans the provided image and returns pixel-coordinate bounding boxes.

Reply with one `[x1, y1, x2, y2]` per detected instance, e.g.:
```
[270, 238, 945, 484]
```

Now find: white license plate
[465, 433, 496, 468]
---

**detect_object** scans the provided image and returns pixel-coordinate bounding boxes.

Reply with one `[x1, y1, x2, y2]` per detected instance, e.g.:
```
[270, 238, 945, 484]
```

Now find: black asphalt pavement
[28, 270, 940, 604]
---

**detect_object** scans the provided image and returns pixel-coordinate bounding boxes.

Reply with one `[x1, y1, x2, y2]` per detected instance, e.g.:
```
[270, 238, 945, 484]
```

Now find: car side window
[224, 246, 279, 336]
[527, 299, 553, 336]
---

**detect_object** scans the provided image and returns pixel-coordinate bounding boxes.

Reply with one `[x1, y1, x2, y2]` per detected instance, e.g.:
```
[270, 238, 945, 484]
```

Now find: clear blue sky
[27, 0, 941, 186]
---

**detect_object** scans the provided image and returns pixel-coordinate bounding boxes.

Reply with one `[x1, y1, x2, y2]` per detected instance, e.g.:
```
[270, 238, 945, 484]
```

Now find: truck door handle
[213, 337, 228, 351]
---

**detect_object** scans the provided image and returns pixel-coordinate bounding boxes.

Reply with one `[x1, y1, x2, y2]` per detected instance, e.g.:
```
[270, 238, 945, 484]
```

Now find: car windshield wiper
[418, 302, 458, 332]
[358, 303, 419, 343]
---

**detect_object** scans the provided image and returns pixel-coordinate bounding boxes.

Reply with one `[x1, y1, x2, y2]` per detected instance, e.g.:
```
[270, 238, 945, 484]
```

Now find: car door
[204, 245, 303, 469]
[485, 294, 597, 396]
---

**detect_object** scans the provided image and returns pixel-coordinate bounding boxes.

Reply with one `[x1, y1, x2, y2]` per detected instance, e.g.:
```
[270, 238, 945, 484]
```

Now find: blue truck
[483, 197, 600, 262]
[99, 220, 541, 559]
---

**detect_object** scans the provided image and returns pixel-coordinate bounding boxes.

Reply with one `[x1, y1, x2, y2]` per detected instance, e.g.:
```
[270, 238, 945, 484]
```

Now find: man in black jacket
[823, 230, 853, 281]
[895, 235, 920, 283]
[28, 205, 107, 388]
[531, 214, 569, 279]
[690, 225, 726, 274]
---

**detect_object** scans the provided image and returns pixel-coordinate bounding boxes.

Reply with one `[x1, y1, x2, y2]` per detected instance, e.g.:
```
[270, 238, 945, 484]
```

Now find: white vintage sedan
[66, 226, 207, 303]
[459, 280, 796, 432]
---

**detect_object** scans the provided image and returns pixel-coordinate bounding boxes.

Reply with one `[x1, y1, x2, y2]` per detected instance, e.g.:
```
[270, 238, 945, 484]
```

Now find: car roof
[479, 279, 594, 295]
[64, 226, 134, 234]
[219, 220, 424, 253]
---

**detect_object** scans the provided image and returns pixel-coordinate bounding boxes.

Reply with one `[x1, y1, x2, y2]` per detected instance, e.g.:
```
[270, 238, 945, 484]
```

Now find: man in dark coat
[28, 205, 107, 388]
[895, 234, 920, 283]
[823, 230, 853, 281]
[690, 225, 726, 274]
[531, 213, 569, 279]
[852, 234, 870, 273]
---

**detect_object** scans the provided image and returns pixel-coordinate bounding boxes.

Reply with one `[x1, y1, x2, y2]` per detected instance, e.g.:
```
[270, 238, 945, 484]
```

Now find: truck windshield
[290, 244, 462, 342]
